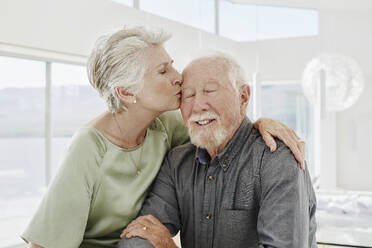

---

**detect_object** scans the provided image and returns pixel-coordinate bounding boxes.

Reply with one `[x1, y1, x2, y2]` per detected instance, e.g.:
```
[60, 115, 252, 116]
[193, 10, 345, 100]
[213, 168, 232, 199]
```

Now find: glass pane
[219, 1, 257, 41]
[219, 0, 318, 41]
[257, 6, 318, 40]
[140, 0, 215, 33]
[0, 56, 46, 246]
[111, 0, 133, 7]
[51, 63, 106, 177]
[260, 83, 315, 177]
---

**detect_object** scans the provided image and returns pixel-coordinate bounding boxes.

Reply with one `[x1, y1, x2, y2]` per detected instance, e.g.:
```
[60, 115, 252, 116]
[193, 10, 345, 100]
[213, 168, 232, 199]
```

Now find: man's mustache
[188, 112, 219, 123]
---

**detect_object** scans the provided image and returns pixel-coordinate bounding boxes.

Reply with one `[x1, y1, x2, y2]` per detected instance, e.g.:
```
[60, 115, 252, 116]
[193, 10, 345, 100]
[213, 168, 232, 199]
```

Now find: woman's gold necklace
[113, 114, 144, 176]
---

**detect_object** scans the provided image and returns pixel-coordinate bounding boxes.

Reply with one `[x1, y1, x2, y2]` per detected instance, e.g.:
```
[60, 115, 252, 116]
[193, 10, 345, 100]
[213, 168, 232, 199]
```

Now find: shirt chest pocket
[217, 209, 259, 248]
[222, 163, 258, 210]
[233, 179, 257, 210]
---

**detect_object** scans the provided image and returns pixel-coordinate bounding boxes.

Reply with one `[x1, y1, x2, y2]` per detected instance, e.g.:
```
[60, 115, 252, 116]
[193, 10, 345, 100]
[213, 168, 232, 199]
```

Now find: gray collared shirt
[119, 117, 317, 248]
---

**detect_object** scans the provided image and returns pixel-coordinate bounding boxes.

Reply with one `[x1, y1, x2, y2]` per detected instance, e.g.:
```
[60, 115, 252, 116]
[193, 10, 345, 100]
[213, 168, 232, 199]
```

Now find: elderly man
[118, 53, 317, 248]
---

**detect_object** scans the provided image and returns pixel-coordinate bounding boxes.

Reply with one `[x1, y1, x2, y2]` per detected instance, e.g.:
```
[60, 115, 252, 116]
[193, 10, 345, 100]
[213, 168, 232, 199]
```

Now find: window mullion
[45, 62, 52, 187]
[215, 0, 220, 35]
[134, 0, 139, 9]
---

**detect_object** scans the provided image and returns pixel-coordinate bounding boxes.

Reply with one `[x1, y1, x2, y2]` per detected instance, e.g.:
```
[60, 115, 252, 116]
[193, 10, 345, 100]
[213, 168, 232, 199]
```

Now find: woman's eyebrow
[157, 60, 174, 68]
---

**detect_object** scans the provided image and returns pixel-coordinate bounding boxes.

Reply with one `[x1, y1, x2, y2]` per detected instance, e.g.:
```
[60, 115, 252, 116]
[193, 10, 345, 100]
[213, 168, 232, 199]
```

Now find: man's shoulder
[244, 128, 298, 173]
[258, 137, 302, 184]
[165, 142, 197, 168]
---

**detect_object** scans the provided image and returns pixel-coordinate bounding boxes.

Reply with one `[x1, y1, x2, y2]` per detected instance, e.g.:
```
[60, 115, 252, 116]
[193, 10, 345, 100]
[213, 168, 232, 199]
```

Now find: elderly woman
[22, 26, 305, 248]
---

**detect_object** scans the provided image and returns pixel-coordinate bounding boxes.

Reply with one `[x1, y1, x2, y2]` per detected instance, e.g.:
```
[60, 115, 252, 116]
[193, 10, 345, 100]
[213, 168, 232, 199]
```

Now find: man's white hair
[192, 50, 247, 91]
[87, 26, 171, 113]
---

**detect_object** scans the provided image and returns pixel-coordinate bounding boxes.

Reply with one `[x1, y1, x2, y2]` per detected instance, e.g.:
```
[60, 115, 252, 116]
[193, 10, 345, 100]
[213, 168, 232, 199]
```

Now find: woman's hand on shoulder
[253, 117, 305, 169]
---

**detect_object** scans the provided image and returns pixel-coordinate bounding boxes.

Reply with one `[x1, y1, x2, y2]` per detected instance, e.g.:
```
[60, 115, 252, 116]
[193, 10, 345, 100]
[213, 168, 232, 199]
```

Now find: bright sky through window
[220, 1, 319, 41]
[0, 56, 45, 88]
[138, 0, 215, 33]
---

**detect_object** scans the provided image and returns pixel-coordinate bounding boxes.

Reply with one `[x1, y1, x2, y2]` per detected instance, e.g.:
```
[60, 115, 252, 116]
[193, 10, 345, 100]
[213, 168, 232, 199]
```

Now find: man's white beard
[187, 112, 233, 151]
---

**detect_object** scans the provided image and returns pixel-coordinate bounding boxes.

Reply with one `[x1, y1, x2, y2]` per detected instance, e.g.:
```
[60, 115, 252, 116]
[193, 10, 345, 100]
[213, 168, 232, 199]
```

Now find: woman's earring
[133, 98, 137, 104]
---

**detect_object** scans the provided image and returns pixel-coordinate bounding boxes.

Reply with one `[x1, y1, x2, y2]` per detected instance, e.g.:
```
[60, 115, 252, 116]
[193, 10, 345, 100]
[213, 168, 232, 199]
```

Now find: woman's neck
[93, 106, 162, 148]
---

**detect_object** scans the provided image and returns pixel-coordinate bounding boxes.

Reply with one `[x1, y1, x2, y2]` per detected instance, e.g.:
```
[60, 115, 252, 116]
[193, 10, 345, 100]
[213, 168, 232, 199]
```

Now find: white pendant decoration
[302, 54, 364, 112]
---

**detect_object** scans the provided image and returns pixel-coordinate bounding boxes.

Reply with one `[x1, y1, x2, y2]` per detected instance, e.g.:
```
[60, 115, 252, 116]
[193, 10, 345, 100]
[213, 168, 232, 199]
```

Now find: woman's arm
[21, 128, 100, 248]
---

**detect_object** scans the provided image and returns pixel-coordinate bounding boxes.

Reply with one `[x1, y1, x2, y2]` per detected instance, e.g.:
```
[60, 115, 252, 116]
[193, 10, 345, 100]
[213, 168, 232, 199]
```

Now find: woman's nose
[171, 69, 182, 86]
[173, 79, 182, 86]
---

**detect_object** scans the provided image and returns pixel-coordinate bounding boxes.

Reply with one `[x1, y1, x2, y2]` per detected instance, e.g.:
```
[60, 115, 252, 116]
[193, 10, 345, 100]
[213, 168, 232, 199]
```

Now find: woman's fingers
[124, 220, 140, 232]
[121, 218, 149, 238]
[121, 221, 143, 238]
[289, 128, 306, 160]
[262, 131, 277, 152]
[275, 129, 304, 169]
[120, 215, 174, 248]
[298, 140, 306, 169]
[120, 215, 160, 239]
[290, 127, 301, 139]
[125, 225, 149, 239]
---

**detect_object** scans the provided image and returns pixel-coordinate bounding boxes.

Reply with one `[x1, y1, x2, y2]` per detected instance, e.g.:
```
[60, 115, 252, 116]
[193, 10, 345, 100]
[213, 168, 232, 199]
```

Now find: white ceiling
[226, 0, 372, 12]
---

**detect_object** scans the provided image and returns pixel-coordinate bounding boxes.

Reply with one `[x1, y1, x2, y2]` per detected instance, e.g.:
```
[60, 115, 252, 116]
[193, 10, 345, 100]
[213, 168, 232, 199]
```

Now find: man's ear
[239, 84, 250, 114]
[115, 87, 137, 104]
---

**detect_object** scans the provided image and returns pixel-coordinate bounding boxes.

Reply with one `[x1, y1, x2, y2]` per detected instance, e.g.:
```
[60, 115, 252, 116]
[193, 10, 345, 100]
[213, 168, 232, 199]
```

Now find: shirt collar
[196, 117, 253, 171]
[197, 148, 210, 165]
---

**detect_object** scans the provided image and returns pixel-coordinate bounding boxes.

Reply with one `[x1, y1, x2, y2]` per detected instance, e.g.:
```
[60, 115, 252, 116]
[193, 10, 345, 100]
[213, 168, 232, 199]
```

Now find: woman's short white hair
[87, 26, 171, 113]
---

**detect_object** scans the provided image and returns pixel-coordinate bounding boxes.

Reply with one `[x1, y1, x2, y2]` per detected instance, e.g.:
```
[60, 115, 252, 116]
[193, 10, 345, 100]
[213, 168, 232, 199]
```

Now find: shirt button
[208, 175, 214, 181]
[222, 164, 228, 169]
[205, 214, 212, 220]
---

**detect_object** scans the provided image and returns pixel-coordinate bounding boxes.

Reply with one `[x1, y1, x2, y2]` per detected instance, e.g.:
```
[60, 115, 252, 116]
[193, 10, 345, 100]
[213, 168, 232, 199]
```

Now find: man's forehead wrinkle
[185, 63, 225, 78]
[184, 57, 224, 71]
[182, 58, 230, 90]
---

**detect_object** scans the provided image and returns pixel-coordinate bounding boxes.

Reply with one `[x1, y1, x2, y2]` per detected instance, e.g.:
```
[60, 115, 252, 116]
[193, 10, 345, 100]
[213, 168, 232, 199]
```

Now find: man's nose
[192, 94, 209, 113]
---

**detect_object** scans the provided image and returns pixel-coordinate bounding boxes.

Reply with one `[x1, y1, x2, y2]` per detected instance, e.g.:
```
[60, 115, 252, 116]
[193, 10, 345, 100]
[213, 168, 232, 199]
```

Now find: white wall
[318, 10, 372, 191]
[337, 75, 372, 191]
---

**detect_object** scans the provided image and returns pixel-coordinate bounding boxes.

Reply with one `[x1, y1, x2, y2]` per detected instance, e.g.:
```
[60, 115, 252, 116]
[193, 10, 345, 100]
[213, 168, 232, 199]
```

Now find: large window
[139, 0, 215, 33]
[0, 56, 106, 247]
[0, 56, 46, 247]
[219, 1, 318, 41]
